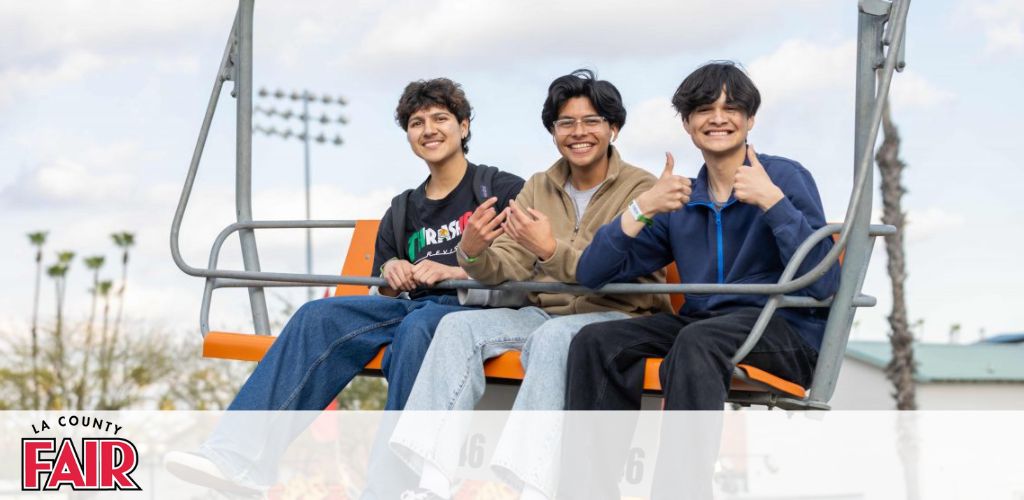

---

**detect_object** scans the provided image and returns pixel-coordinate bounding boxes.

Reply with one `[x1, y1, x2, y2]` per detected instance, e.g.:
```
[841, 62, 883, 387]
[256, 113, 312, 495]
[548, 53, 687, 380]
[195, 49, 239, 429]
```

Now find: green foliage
[159, 356, 250, 410]
[8, 231, 390, 410]
[27, 230, 48, 410]
[28, 232, 48, 266]
[111, 232, 135, 265]
[46, 263, 68, 278]
[111, 232, 135, 248]
[0, 320, 250, 410]
[335, 376, 388, 410]
[57, 251, 75, 265]
[84, 255, 105, 270]
[3, 230, 249, 410]
[28, 231, 48, 246]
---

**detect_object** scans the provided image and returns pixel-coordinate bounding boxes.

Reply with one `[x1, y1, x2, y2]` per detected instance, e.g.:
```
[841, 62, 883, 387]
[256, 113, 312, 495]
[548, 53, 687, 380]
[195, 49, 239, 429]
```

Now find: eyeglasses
[553, 115, 608, 134]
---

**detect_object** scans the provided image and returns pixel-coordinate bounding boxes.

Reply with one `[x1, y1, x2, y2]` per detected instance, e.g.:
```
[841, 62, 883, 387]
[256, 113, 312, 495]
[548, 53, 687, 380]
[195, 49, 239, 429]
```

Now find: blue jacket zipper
[714, 209, 724, 283]
[688, 199, 736, 284]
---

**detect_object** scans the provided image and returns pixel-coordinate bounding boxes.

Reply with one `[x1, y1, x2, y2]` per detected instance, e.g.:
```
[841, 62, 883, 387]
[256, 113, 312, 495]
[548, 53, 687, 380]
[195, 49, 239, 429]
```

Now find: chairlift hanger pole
[234, 0, 271, 335]
[810, 0, 910, 404]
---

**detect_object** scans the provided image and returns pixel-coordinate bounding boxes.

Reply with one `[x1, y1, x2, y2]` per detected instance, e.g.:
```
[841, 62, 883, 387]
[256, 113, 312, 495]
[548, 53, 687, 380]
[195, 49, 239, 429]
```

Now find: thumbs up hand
[733, 145, 784, 211]
[636, 152, 693, 216]
[660, 151, 676, 179]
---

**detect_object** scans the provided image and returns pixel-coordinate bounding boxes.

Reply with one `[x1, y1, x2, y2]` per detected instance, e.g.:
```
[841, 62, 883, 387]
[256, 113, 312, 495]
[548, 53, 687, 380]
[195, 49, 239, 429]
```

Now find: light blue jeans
[388, 307, 629, 495]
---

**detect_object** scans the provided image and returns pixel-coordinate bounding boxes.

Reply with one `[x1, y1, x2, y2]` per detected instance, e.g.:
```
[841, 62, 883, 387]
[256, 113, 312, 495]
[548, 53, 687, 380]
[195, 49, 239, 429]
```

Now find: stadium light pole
[255, 87, 348, 300]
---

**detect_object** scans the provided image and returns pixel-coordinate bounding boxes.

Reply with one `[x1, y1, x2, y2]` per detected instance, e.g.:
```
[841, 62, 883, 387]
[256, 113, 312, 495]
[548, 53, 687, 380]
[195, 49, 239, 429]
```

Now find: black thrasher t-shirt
[372, 163, 523, 298]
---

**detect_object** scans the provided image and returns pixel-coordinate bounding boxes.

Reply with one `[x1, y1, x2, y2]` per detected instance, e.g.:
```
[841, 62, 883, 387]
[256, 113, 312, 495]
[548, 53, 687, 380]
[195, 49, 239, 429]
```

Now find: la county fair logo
[21, 415, 141, 491]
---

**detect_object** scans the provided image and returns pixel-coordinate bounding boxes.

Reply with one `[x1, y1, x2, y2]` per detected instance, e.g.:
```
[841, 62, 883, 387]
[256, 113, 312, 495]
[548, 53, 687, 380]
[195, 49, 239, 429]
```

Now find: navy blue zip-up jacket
[576, 153, 840, 351]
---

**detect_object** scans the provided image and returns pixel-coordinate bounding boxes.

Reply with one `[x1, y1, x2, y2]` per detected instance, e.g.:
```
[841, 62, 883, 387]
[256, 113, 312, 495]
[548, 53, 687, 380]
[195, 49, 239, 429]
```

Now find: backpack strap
[389, 189, 413, 262]
[471, 164, 499, 205]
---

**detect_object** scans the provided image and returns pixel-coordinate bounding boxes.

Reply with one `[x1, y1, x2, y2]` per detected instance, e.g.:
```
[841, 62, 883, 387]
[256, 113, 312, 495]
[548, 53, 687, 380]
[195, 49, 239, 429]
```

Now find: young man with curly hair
[166, 78, 523, 494]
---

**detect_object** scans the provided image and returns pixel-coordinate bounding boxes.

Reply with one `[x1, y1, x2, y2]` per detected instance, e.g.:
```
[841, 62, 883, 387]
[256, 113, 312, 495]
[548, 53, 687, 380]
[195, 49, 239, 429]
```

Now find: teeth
[707, 131, 729, 136]
[424, 141, 442, 147]
[569, 143, 594, 150]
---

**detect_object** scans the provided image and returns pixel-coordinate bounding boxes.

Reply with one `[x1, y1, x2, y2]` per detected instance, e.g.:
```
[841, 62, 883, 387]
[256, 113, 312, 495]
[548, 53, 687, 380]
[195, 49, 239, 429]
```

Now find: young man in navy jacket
[565, 61, 839, 411]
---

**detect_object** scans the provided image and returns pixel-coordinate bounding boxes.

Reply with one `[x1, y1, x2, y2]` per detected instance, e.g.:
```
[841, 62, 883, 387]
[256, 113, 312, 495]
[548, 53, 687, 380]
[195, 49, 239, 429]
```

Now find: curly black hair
[395, 78, 473, 153]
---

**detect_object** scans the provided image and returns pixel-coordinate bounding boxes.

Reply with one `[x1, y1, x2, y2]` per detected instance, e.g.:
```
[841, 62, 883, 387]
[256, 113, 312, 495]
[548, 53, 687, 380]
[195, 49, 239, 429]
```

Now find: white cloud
[888, 70, 956, 111]
[620, 98, 679, 149]
[1, 142, 149, 209]
[614, 97, 705, 174]
[607, 36, 946, 176]
[971, 0, 1024, 54]
[905, 207, 967, 244]
[986, 22, 1024, 53]
[0, 51, 111, 107]
[748, 39, 855, 103]
[0, 1, 232, 64]
[346, 0, 795, 70]
[1, 160, 128, 208]
[155, 55, 201, 75]
[868, 206, 967, 245]
[0, 1, 232, 108]
[870, 203, 968, 238]
[748, 38, 953, 112]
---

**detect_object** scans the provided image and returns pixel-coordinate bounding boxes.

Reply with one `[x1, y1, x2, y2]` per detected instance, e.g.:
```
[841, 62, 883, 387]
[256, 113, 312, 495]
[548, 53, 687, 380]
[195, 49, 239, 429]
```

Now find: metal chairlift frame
[170, 0, 910, 410]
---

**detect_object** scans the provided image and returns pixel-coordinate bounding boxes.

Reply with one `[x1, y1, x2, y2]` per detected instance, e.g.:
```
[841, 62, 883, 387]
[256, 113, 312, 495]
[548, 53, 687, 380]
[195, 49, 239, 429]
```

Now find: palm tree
[46, 252, 73, 409]
[879, 106, 922, 500]
[110, 232, 135, 343]
[96, 280, 114, 409]
[27, 231, 47, 409]
[74, 255, 105, 409]
[876, 104, 916, 411]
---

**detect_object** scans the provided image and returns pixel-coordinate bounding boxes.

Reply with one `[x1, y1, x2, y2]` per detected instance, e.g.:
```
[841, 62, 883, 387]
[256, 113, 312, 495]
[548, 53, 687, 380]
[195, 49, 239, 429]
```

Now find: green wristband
[629, 199, 654, 226]
[457, 244, 478, 263]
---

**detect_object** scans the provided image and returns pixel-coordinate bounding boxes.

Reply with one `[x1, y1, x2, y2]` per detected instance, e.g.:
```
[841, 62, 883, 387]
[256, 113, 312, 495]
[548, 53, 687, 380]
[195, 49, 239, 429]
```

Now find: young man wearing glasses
[387, 69, 671, 500]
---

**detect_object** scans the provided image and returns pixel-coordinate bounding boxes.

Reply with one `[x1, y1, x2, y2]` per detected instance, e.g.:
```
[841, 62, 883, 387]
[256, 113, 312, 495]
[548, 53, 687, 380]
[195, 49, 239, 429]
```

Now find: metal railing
[170, 0, 909, 409]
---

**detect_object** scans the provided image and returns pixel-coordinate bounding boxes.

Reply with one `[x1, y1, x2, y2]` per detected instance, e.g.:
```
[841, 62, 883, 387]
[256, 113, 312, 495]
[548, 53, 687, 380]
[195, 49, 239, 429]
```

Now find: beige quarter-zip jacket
[458, 147, 672, 316]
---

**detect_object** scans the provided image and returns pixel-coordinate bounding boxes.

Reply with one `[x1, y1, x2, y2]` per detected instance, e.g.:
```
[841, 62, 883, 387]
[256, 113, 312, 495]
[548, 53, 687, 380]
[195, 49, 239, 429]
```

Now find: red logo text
[22, 438, 141, 491]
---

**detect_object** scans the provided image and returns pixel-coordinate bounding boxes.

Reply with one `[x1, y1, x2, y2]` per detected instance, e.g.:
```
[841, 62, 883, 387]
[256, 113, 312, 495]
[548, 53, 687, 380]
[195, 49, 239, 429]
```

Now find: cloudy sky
[2, 0, 1022, 344]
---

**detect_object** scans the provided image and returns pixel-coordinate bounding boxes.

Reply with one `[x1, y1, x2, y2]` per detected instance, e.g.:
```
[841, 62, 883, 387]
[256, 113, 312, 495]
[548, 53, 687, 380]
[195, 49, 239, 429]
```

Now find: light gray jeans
[388, 307, 629, 496]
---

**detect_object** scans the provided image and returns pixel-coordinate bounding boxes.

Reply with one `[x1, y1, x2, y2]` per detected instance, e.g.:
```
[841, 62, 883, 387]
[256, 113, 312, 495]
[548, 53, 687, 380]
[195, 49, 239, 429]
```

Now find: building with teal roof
[831, 339, 1024, 409]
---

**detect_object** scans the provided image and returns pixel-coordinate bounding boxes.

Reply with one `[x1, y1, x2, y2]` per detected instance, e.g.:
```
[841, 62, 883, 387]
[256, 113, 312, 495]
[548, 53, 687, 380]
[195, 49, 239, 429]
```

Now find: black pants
[565, 308, 818, 410]
[557, 309, 819, 499]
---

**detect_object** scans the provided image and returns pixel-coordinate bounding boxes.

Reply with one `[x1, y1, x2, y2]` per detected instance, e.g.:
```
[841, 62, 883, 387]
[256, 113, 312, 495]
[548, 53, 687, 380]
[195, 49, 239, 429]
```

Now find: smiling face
[405, 105, 469, 168]
[682, 87, 755, 157]
[554, 96, 618, 173]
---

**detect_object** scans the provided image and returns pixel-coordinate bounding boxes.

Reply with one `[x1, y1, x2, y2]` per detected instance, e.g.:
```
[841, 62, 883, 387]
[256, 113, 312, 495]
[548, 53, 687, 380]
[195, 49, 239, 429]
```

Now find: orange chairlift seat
[203, 219, 809, 401]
